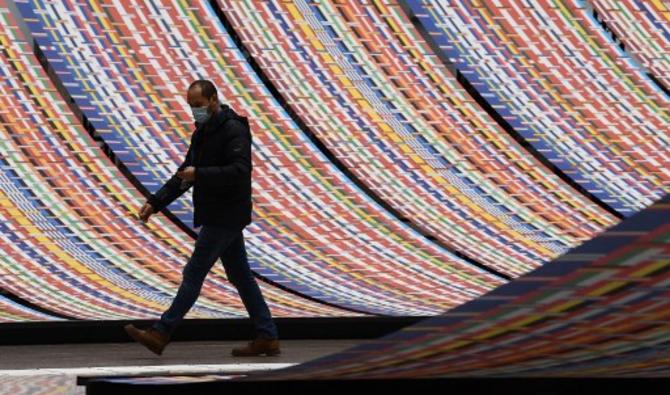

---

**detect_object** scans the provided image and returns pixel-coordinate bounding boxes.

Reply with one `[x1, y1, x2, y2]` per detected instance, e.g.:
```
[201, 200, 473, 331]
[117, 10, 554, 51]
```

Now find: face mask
[191, 105, 211, 124]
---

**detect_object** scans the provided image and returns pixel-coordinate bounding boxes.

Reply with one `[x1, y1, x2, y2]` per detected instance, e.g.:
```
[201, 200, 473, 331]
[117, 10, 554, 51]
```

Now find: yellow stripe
[548, 299, 581, 313]
[474, 327, 508, 340]
[588, 281, 628, 296]
[631, 259, 670, 277]
[90, 1, 118, 45]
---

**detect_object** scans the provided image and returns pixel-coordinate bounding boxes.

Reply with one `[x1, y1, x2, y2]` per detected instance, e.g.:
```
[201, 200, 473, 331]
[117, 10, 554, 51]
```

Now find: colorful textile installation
[251, 192, 670, 379]
[0, 0, 667, 321]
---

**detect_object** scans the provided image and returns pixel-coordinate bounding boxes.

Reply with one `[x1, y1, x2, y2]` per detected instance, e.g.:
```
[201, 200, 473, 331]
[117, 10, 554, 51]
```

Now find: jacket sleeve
[147, 143, 194, 212]
[195, 120, 252, 187]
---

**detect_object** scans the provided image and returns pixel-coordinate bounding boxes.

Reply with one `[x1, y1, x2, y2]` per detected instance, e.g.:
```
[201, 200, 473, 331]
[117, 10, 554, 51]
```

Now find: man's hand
[138, 202, 155, 223]
[176, 166, 196, 182]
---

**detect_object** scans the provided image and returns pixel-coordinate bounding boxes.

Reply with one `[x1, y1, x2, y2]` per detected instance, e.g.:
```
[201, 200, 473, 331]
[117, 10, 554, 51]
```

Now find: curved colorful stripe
[14, 0, 506, 316]
[0, 295, 63, 322]
[0, 2, 355, 320]
[248, 192, 670, 379]
[589, 0, 670, 91]
[214, 0, 620, 278]
[404, 0, 670, 217]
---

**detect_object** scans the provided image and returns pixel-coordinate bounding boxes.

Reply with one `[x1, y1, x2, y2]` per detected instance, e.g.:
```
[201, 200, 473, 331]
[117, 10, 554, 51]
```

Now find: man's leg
[220, 231, 278, 340]
[152, 224, 238, 336]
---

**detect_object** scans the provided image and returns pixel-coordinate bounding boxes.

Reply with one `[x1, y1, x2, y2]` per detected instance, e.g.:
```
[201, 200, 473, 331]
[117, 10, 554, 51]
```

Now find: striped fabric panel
[0, 1, 353, 320]
[0, 376, 73, 395]
[407, 0, 670, 216]
[590, 0, 670, 88]
[251, 193, 670, 379]
[14, 0, 505, 316]
[0, 295, 61, 322]
[216, 0, 619, 277]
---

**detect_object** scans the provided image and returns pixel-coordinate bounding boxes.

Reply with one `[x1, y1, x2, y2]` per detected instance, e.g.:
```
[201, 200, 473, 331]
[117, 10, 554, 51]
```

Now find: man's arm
[147, 143, 194, 212]
[195, 120, 251, 187]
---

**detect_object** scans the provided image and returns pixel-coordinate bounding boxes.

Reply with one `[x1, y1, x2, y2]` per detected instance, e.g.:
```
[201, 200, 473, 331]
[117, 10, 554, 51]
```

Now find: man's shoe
[124, 324, 170, 355]
[231, 338, 281, 357]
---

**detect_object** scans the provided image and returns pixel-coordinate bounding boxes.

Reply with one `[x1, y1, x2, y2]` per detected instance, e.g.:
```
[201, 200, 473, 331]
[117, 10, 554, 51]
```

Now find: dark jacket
[147, 104, 252, 230]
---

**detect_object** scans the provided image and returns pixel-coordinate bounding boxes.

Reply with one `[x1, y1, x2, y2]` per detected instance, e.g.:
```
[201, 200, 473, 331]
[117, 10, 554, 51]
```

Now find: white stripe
[0, 363, 296, 377]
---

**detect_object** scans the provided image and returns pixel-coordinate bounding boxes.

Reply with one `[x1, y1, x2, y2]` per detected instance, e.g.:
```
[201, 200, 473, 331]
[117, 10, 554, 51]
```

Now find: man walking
[124, 80, 280, 357]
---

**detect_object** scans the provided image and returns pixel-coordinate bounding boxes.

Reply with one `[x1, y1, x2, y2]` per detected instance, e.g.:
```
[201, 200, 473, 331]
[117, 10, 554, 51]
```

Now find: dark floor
[0, 339, 360, 394]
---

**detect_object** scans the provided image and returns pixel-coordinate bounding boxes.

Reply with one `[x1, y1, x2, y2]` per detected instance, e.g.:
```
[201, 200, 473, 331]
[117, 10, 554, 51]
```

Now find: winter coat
[147, 103, 252, 230]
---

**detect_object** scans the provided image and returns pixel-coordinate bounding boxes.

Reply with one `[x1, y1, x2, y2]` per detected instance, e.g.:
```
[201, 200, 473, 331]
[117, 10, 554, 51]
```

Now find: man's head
[187, 79, 219, 124]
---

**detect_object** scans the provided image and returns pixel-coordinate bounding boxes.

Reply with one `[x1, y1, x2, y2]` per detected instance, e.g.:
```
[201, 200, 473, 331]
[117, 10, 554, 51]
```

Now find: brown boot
[231, 338, 281, 357]
[124, 324, 170, 355]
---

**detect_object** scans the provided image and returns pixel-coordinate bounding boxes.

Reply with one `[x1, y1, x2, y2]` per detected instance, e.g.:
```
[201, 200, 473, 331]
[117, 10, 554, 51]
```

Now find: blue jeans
[152, 224, 278, 339]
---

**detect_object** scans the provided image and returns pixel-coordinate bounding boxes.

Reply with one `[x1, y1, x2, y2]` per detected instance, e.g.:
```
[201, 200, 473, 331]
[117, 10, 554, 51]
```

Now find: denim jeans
[152, 224, 278, 339]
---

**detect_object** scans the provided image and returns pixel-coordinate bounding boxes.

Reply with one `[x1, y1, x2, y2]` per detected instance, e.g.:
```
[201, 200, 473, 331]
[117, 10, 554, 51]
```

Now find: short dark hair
[188, 79, 217, 99]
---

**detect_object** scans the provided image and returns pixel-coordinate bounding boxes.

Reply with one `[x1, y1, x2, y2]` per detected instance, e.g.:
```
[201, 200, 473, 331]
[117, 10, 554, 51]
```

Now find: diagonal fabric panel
[214, 0, 621, 278]
[249, 193, 670, 379]
[589, 0, 670, 90]
[13, 0, 505, 316]
[0, 0, 355, 320]
[404, 0, 670, 216]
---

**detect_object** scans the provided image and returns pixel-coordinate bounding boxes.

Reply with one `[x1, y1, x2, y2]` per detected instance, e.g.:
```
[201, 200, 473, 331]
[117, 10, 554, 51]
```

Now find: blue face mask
[191, 105, 211, 124]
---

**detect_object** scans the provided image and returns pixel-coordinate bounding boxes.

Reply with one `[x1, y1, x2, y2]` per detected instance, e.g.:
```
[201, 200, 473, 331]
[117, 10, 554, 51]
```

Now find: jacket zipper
[196, 125, 207, 165]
